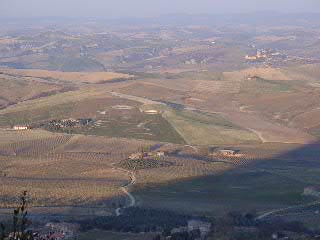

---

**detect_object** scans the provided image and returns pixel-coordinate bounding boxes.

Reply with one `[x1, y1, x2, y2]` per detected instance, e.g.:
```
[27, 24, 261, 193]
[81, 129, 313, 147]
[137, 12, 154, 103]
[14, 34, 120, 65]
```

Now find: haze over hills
[1, 0, 320, 18]
[0, 8, 320, 240]
[2, 12, 320, 27]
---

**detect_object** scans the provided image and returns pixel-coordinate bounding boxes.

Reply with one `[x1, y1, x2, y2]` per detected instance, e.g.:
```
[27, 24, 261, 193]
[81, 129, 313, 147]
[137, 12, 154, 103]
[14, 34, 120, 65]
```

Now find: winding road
[111, 163, 137, 216]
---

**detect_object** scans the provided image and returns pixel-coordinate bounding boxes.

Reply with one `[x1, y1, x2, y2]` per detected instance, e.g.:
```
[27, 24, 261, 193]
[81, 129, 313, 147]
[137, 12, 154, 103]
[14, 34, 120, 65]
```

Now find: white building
[303, 186, 320, 198]
[13, 125, 29, 130]
[188, 219, 211, 238]
[144, 110, 160, 115]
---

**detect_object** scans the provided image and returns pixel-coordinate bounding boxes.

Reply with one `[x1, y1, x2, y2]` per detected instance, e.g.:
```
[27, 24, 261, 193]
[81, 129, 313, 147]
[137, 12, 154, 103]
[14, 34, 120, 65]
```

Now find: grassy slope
[135, 163, 317, 216]
[0, 92, 185, 144]
[134, 143, 320, 215]
[240, 77, 292, 95]
[85, 113, 185, 144]
[1, 68, 132, 84]
[163, 108, 260, 145]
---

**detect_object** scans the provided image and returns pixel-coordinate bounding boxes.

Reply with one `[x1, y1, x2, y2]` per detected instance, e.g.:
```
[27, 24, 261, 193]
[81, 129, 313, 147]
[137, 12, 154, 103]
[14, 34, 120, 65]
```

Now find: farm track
[247, 128, 267, 143]
[111, 163, 136, 216]
[256, 200, 320, 220]
[110, 91, 164, 106]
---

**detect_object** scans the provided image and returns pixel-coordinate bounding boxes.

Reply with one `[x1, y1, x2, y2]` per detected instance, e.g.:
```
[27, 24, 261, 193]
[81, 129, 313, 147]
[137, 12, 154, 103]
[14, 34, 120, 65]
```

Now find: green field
[0, 103, 75, 126]
[0, 99, 185, 144]
[240, 77, 292, 95]
[84, 112, 185, 144]
[163, 108, 260, 145]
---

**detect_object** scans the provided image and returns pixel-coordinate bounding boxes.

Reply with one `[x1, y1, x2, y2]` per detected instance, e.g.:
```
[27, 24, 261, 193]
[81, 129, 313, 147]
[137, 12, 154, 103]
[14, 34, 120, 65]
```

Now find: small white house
[188, 219, 211, 238]
[156, 151, 165, 158]
[13, 125, 29, 130]
[144, 110, 160, 115]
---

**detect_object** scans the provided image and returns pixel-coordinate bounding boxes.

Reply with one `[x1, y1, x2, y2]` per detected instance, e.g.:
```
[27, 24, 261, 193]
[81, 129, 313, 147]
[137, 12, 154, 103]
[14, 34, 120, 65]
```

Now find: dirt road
[111, 163, 137, 216]
[256, 200, 320, 220]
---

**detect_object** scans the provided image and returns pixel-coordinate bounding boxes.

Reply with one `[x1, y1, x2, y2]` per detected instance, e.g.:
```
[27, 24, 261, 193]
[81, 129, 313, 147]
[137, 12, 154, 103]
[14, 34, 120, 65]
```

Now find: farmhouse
[219, 149, 237, 156]
[128, 151, 165, 160]
[12, 125, 29, 130]
[128, 152, 143, 160]
[245, 74, 258, 81]
[256, 50, 267, 59]
[303, 186, 320, 198]
[188, 219, 211, 238]
[61, 118, 77, 123]
[245, 50, 267, 61]
[245, 55, 257, 61]
[143, 109, 161, 115]
[156, 151, 165, 158]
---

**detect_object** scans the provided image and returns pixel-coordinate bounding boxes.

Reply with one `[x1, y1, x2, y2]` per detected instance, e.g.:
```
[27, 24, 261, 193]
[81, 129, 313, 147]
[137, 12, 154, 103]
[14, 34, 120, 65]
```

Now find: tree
[153, 234, 161, 240]
[0, 224, 5, 240]
[0, 191, 33, 240]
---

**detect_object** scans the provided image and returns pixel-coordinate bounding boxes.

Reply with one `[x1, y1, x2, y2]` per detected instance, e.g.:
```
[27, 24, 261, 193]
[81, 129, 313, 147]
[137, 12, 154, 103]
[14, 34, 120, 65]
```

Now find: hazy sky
[1, 0, 320, 18]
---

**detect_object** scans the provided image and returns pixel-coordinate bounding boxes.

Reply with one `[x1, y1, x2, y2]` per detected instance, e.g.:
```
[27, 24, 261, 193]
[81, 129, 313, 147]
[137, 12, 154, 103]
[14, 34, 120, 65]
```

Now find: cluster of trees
[1, 193, 318, 240]
[31, 118, 94, 133]
[78, 207, 192, 234]
[206, 211, 317, 240]
[76, 207, 318, 240]
[119, 158, 175, 170]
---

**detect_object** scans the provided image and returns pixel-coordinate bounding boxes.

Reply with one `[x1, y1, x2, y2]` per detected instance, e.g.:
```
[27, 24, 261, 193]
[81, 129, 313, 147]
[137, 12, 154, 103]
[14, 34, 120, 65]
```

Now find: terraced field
[133, 144, 320, 216]
[0, 132, 141, 212]
[0, 120, 318, 227]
